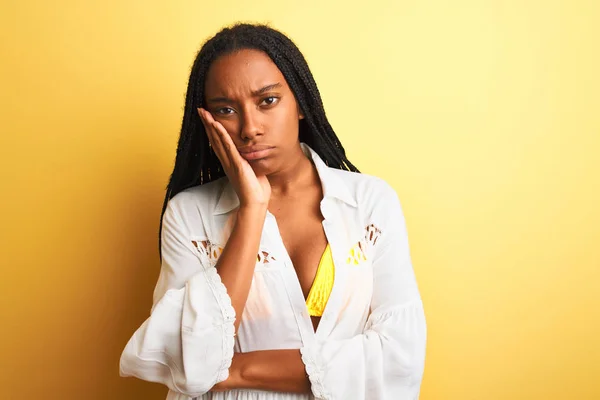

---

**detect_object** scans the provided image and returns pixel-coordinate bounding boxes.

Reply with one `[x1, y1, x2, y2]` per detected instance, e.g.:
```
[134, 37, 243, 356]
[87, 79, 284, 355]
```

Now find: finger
[203, 112, 231, 168]
[198, 107, 217, 143]
[198, 108, 229, 169]
[210, 120, 243, 169]
[200, 109, 242, 169]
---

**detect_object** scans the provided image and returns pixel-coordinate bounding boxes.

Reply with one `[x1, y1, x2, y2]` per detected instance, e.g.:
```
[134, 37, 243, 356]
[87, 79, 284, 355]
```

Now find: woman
[120, 23, 427, 400]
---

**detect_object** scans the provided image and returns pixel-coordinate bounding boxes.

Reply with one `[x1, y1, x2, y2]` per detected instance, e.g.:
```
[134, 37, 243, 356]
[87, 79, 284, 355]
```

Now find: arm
[120, 110, 272, 397]
[120, 201, 268, 397]
[213, 350, 311, 394]
[198, 108, 271, 333]
[120, 201, 238, 397]
[215, 205, 266, 332]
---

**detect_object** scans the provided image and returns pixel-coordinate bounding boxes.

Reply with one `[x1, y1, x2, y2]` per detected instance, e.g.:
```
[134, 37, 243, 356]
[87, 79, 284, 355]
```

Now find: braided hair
[159, 23, 359, 254]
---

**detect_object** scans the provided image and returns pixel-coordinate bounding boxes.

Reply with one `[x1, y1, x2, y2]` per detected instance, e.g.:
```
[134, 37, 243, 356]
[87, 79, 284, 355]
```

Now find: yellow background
[1, 1, 598, 399]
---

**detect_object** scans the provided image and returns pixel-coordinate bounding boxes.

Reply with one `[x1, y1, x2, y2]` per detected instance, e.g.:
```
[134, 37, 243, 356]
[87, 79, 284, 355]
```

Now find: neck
[267, 146, 319, 198]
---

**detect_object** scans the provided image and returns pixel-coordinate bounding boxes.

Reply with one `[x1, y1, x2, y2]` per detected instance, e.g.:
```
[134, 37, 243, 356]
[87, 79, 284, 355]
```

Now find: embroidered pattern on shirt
[347, 224, 382, 265]
[191, 239, 223, 264]
[191, 239, 276, 266]
[257, 250, 277, 264]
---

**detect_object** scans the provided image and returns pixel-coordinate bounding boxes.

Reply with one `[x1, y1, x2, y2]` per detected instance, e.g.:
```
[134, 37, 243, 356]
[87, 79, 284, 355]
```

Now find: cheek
[274, 105, 300, 135]
[216, 118, 241, 140]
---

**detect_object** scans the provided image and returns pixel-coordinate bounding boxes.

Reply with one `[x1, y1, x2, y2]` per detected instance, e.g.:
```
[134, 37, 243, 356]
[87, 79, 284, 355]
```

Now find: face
[203, 48, 305, 175]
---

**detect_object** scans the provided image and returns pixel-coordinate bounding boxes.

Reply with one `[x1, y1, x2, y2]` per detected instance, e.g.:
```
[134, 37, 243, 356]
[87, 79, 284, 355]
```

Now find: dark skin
[197, 48, 327, 392]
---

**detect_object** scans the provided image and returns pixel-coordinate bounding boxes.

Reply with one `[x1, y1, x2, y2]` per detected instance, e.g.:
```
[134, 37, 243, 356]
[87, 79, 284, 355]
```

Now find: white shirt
[120, 144, 427, 400]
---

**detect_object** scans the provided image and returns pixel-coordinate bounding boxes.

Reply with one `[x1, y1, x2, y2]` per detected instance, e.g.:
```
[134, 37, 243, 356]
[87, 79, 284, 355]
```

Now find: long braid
[159, 23, 359, 256]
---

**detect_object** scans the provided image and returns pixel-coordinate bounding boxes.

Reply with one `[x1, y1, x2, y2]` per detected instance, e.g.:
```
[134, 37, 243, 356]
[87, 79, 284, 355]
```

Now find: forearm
[234, 350, 311, 394]
[216, 205, 267, 332]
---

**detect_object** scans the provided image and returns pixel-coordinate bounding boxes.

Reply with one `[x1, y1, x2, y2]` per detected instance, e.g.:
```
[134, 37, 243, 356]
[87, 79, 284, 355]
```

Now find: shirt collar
[213, 143, 357, 215]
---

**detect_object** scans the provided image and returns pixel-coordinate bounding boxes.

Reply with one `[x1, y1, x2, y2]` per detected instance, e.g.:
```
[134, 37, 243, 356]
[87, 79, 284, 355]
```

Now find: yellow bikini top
[305, 244, 335, 317]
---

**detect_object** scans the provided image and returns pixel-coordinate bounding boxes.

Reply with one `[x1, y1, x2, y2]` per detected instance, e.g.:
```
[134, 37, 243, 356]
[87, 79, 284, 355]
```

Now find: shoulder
[166, 177, 228, 215]
[329, 168, 400, 207]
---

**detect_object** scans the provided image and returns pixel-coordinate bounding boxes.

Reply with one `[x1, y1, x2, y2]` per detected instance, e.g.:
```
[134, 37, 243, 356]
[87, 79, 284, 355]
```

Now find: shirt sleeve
[119, 199, 236, 397]
[300, 181, 427, 400]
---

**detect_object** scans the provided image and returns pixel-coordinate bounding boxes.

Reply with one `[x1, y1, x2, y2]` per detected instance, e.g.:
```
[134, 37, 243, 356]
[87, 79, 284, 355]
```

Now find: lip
[238, 145, 275, 161]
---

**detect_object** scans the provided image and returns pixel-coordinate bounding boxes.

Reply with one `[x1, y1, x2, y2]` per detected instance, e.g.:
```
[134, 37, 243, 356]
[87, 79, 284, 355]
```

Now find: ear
[297, 106, 305, 120]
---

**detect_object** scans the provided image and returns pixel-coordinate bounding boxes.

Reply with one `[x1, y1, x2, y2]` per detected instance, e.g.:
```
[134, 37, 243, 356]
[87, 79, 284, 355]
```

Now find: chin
[248, 158, 276, 176]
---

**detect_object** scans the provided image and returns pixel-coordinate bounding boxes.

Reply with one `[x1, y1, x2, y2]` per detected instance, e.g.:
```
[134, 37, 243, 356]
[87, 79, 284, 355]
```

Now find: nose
[240, 108, 262, 141]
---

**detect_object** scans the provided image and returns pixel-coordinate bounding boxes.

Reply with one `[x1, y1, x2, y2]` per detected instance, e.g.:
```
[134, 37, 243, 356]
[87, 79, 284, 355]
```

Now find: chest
[235, 209, 376, 350]
[269, 196, 327, 299]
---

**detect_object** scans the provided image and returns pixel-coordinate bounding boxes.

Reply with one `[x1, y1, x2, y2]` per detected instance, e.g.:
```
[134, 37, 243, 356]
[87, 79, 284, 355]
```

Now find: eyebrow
[206, 82, 283, 104]
[252, 82, 282, 96]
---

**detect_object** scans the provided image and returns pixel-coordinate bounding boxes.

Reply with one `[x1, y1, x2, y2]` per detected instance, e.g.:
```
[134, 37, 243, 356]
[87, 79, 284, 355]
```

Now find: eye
[260, 96, 279, 107]
[216, 107, 235, 115]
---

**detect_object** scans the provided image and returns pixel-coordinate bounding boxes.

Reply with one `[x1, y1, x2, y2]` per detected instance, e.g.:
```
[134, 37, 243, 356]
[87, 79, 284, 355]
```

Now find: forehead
[204, 49, 288, 95]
